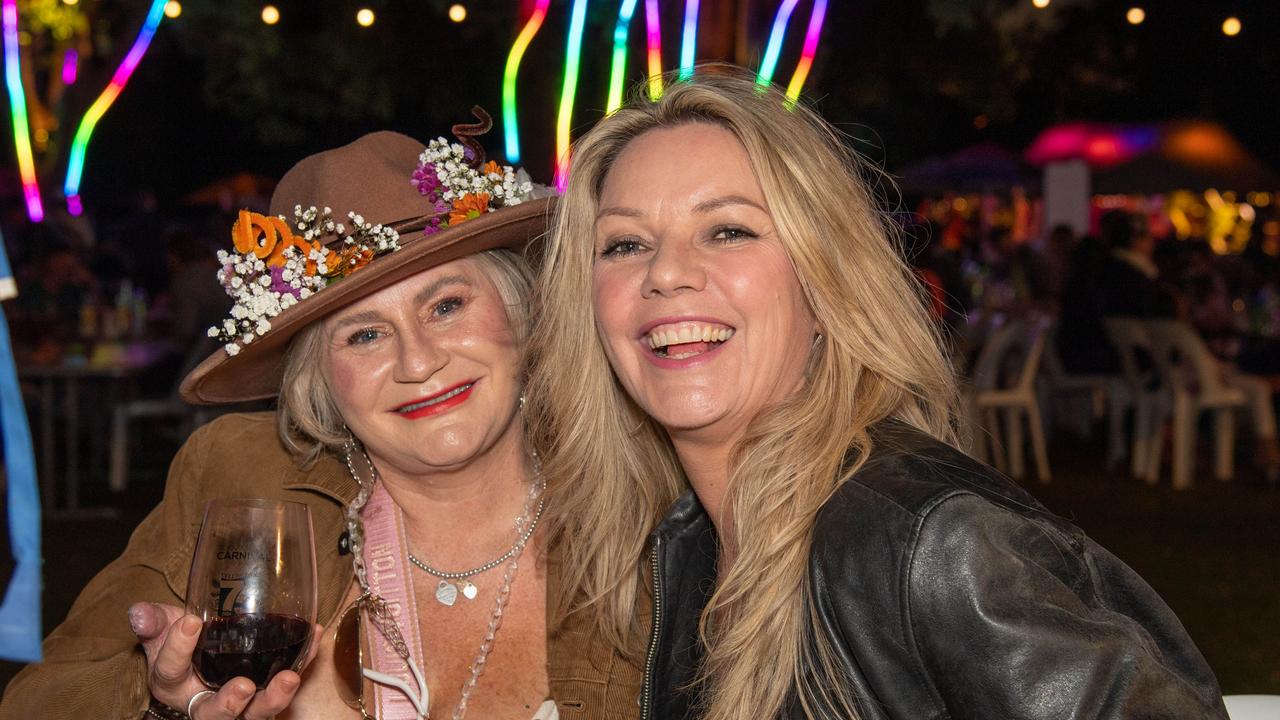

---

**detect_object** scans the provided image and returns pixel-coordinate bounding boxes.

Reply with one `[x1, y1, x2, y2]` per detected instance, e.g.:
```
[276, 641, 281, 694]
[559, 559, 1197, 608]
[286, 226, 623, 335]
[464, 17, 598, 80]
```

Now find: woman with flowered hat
[0, 123, 642, 719]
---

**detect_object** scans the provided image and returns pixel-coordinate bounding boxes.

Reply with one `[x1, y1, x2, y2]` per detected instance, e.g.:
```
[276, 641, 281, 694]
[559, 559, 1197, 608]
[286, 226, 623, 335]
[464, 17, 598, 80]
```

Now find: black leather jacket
[640, 421, 1228, 720]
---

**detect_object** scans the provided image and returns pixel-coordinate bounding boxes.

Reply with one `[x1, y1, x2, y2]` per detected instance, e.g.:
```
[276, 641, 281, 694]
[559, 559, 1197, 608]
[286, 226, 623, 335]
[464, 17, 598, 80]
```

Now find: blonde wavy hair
[525, 67, 964, 719]
[277, 248, 534, 465]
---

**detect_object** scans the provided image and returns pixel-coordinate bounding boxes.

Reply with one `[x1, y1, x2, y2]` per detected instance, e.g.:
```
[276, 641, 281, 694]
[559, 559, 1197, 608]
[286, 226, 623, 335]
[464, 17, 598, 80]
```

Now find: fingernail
[278, 674, 299, 692]
[182, 616, 202, 637]
[127, 606, 148, 636]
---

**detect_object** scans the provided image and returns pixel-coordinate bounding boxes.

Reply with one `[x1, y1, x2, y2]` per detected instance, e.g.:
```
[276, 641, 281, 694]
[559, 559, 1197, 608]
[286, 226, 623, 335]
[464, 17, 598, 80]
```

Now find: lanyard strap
[361, 481, 427, 718]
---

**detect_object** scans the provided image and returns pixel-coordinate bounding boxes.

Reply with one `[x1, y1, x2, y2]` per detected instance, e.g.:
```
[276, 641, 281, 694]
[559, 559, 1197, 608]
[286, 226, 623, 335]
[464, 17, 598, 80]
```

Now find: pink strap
[361, 482, 427, 718]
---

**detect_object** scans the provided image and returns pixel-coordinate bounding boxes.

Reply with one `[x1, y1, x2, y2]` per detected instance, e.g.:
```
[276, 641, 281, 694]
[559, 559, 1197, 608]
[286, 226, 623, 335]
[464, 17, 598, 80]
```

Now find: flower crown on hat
[207, 112, 535, 357]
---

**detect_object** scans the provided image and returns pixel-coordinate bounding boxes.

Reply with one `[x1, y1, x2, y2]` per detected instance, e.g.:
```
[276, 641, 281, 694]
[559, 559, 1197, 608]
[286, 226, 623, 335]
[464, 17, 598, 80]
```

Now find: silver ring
[187, 689, 216, 718]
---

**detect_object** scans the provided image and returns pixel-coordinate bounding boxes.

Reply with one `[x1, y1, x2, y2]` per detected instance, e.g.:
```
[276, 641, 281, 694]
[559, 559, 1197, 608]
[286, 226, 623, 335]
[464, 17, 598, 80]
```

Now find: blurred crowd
[1, 195, 234, 396]
[907, 204, 1280, 378]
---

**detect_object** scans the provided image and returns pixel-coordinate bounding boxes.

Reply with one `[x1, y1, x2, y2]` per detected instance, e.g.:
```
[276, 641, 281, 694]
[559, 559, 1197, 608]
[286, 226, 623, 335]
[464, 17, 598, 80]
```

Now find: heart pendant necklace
[408, 485, 545, 608]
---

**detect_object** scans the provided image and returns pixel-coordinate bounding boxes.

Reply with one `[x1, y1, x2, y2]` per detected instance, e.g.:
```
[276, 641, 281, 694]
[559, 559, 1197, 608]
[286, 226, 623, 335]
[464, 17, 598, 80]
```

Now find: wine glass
[185, 498, 317, 690]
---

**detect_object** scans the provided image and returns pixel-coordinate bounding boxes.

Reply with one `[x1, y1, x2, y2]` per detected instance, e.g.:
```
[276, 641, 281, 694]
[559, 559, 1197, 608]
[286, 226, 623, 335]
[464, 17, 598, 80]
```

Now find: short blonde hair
[276, 248, 533, 465]
[526, 66, 963, 720]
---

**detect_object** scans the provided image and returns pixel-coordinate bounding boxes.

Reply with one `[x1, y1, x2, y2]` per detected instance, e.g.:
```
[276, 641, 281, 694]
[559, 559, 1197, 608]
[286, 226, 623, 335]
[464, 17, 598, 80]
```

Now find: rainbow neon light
[678, 0, 699, 80]
[644, 0, 662, 99]
[61, 48, 78, 86]
[63, 0, 166, 212]
[784, 0, 827, 101]
[2, 0, 43, 222]
[757, 0, 800, 86]
[606, 0, 640, 114]
[501, 0, 550, 163]
[554, 0, 590, 190]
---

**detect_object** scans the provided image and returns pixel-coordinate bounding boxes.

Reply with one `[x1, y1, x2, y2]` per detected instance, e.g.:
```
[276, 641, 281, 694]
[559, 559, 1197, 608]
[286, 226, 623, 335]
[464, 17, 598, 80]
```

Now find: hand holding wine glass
[132, 498, 321, 718]
[130, 601, 320, 719]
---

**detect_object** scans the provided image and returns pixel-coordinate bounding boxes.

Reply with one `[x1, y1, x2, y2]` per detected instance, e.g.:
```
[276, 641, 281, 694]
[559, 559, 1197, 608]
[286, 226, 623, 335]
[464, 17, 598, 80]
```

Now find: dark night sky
[20, 0, 1280, 213]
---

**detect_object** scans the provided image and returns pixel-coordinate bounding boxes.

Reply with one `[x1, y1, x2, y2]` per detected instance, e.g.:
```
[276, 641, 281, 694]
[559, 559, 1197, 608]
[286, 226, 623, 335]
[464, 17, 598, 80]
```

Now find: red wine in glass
[194, 612, 312, 688]
[185, 499, 317, 690]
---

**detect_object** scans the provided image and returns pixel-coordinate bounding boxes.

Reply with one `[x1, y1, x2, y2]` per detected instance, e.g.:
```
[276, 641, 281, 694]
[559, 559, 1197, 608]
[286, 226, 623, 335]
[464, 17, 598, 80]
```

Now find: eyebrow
[595, 194, 766, 222]
[691, 194, 766, 214]
[328, 274, 473, 333]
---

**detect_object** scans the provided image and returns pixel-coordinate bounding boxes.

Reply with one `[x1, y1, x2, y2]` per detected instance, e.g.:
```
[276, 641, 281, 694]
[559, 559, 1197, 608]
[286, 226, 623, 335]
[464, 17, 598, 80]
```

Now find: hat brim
[180, 196, 554, 405]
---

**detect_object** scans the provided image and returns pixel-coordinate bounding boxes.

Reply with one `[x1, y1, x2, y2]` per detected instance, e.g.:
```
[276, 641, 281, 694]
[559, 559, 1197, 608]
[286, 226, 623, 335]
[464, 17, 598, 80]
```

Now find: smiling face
[321, 256, 523, 477]
[591, 123, 817, 447]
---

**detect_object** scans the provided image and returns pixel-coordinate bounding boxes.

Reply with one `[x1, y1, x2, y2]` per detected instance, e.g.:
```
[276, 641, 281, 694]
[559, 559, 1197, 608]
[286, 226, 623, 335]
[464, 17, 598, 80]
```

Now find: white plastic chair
[969, 316, 1052, 483]
[1144, 319, 1251, 490]
[1103, 318, 1169, 482]
[1041, 324, 1127, 467]
[1223, 694, 1280, 720]
[108, 340, 215, 493]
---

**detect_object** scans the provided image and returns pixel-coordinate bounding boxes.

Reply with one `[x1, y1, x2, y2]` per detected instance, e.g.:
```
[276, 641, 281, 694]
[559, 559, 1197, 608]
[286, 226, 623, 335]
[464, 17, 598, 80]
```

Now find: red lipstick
[391, 381, 476, 420]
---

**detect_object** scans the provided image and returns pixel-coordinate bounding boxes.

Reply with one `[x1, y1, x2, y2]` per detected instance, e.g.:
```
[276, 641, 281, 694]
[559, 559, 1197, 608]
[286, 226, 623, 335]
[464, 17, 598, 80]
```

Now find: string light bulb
[261, 5, 279, 25]
[448, 4, 466, 22]
[1222, 16, 1241, 36]
[356, 8, 375, 27]
[1126, 7, 1144, 25]
[163, 1, 181, 18]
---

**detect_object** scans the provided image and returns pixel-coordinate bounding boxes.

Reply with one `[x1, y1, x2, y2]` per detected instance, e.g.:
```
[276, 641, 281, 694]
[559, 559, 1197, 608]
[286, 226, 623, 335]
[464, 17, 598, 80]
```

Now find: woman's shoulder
[810, 419, 1084, 593]
[187, 410, 281, 448]
[816, 419, 1054, 534]
[173, 411, 310, 492]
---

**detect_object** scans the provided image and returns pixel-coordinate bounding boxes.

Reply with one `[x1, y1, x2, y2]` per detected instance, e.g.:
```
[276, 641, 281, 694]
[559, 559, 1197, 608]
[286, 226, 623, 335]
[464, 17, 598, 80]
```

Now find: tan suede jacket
[0, 412, 640, 720]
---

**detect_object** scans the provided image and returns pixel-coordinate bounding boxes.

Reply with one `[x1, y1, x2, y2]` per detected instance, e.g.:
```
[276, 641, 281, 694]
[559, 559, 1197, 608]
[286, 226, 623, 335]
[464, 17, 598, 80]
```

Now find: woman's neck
[671, 433, 735, 539]
[367, 426, 535, 567]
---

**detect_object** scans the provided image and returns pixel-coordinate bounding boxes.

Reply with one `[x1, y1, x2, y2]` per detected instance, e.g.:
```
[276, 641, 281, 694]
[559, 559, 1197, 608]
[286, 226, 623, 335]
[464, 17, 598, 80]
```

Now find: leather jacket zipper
[639, 538, 663, 720]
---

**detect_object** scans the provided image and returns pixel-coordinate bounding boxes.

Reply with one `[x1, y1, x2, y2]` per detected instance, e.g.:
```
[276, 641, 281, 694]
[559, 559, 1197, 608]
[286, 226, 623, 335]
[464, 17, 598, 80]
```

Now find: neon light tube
[2, 0, 42, 222]
[644, 0, 662, 99]
[63, 0, 166, 205]
[758, 0, 799, 86]
[554, 0, 590, 190]
[501, 0, 550, 163]
[785, 0, 828, 101]
[61, 48, 78, 86]
[678, 0, 699, 80]
[606, 0, 640, 114]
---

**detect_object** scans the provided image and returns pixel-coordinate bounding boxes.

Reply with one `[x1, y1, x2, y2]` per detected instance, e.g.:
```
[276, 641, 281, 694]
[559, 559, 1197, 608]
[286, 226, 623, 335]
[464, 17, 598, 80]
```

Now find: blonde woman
[526, 68, 1227, 720]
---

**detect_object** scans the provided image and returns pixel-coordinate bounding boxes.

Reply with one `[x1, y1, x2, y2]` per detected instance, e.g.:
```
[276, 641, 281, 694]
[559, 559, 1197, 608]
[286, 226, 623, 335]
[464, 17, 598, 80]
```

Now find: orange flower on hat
[231, 210, 313, 268]
[331, 245, 376, 278]
[231, 210, 278, 259]
[449, 193, 490, 226]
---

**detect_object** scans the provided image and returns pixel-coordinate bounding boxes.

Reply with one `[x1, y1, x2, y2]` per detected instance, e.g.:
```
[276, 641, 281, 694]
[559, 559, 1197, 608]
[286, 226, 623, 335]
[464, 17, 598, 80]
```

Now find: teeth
[644, 323, 734, 350]
[399, 383, 472, 413]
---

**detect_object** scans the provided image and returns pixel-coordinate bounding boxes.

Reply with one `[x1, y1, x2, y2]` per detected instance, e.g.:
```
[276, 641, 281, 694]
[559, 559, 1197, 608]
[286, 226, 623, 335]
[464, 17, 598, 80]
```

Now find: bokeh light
[1126, 7, 1144, 25]
[163, 1, 181, 18]
[261, 5, 279, 25]
[1031, 0, 1050, 8]
[448, 4, 466, 22]
[1222, 17, 1241, 36]
[356, 8, 375, 27]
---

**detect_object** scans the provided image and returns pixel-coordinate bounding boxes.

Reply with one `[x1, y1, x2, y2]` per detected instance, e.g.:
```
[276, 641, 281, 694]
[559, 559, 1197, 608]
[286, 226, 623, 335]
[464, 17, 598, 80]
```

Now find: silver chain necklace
[408, 495, 544, 606]
[343, 447, 543, 720]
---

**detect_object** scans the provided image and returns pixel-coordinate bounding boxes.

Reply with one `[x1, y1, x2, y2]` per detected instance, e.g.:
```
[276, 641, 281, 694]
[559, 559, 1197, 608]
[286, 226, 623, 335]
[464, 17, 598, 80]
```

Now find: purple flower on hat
[269, 265, 302, 299]
[412, 161, 442, 197]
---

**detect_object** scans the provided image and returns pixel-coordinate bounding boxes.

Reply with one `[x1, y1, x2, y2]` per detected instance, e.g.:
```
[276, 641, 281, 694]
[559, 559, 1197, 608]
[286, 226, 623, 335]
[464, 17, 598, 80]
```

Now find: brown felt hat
[180, 130, 554, 405]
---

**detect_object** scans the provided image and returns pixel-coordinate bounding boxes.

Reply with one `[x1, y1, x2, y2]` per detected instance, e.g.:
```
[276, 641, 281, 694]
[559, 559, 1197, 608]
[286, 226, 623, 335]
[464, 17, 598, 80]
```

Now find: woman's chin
[643, 405, 732, 437]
